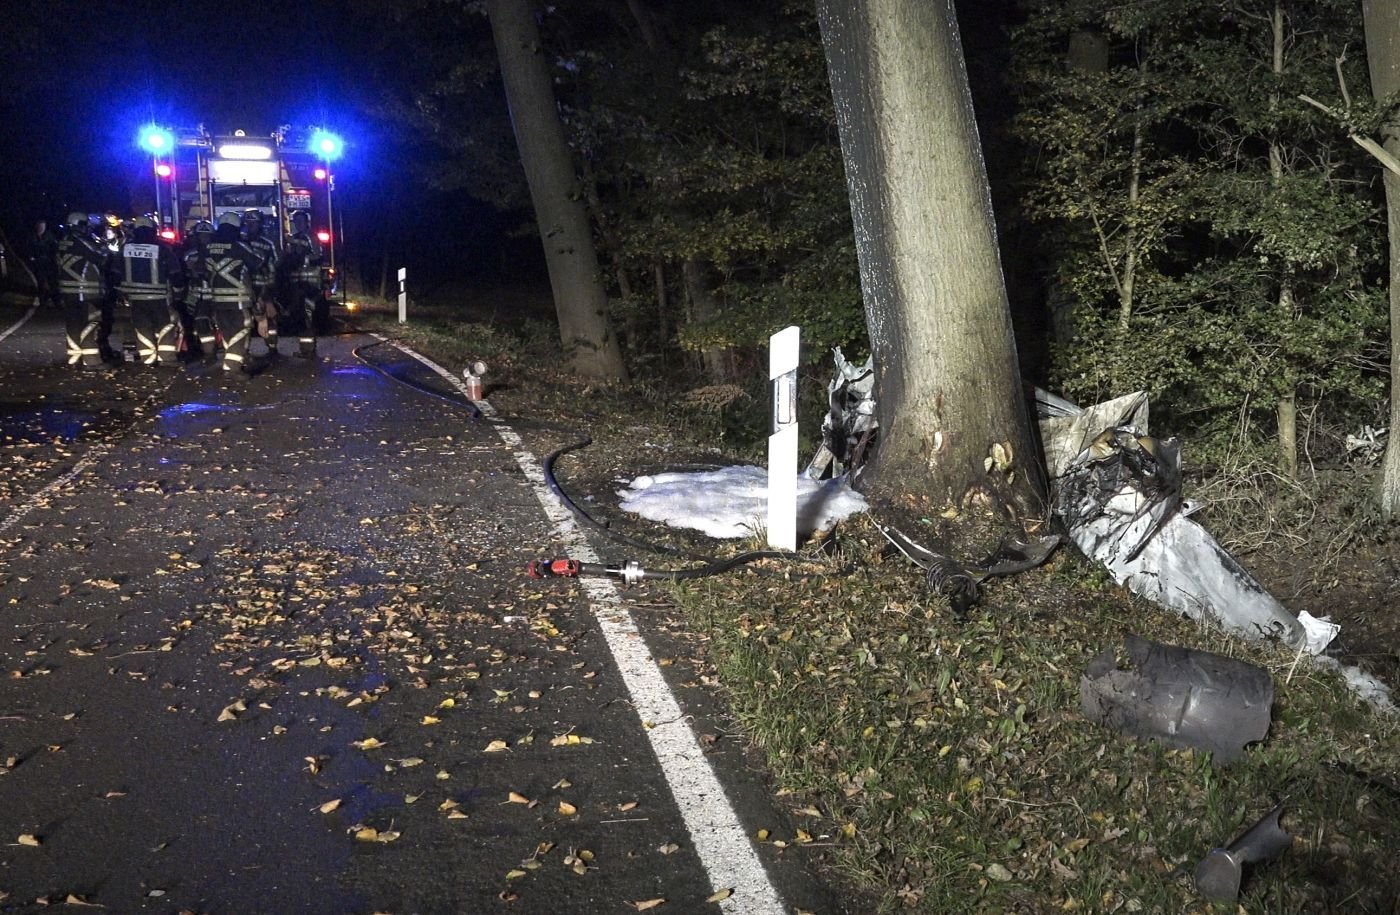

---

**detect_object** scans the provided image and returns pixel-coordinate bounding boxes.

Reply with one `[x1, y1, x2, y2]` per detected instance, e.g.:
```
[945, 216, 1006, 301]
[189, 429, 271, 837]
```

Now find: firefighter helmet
[104, 212, 122, 227]
[243, 209, 263, 224]
[66, 211, 88, 228]
[218, 211, 242, 228]
[290, 209, 310, 226]
[193, 220, 215, 235]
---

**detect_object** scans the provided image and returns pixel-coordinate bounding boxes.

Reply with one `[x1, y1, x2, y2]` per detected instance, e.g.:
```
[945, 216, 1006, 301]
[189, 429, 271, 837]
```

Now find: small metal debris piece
[1194, 803, 1293, 903]
[1080, 633, 1274, 764]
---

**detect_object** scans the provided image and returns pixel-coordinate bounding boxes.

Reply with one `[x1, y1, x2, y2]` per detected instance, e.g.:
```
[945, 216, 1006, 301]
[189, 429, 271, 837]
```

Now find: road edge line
[379, 336, 789, 914]
[0, 304, 38, 344]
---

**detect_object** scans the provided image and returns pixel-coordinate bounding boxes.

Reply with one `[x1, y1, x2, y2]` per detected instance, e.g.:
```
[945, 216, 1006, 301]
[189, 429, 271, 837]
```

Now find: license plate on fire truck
[284, 193, 311, 209]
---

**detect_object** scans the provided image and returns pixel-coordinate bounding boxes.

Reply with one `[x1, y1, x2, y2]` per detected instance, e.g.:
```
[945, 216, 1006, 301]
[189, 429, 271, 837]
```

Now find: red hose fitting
[526, 558, 582, 579]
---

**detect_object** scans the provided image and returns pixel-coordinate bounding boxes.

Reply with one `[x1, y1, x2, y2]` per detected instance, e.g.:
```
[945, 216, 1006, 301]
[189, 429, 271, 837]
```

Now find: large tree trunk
[815, 0, 1044, 525]
[1364, 0, 1400, 517]
[486, 0, 628, 381]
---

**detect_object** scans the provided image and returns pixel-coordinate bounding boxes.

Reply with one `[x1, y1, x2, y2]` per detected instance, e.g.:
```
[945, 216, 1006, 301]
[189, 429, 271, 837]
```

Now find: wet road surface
[0, 304, 841, 914]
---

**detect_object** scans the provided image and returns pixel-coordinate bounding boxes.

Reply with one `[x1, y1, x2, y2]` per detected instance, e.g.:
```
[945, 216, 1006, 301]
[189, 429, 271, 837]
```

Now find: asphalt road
[0, 303, 842, 915]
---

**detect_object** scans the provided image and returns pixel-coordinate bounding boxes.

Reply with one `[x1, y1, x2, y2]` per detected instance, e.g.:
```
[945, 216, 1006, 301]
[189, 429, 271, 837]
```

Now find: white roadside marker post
[397, 267, 407, 324]
[767, 325, 800, 552]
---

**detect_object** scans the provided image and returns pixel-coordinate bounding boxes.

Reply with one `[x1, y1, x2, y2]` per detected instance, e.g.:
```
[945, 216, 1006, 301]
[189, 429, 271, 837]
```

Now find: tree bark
[1269, 7, 1297, 480]
[486, 0, 628, 380]
[1363, 0, 1400, 517]
[815, 0, 1044, 524]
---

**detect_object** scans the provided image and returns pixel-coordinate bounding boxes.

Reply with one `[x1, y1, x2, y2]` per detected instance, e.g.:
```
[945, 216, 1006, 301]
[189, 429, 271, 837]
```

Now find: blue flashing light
[309, 129, 344, 161]
[139, 125, 175, 155]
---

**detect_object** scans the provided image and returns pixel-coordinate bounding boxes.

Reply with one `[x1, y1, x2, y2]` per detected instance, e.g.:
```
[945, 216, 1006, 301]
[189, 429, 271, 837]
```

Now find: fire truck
[139, 124, 344, 330]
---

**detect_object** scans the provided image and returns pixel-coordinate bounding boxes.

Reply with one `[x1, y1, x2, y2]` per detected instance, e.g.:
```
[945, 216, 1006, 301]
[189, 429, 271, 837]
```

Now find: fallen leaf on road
[505, 869, 527, 880]
[17, 834, 41, 847]
[558, 801, 577, 816]
[420, 716, 440, 725]
[318, 799, 342, 815]
[631, 899, 666, 911]
[706, 888, 734, 903]
[484, 740, 509, 753]
[352, 737, 386, 750]
[217, 700, 246, 722]
[508, 792, 531, 805]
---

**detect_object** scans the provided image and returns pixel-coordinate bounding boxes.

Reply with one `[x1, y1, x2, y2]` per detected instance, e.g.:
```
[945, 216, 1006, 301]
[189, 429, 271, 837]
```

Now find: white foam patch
[619, 465, 868, 539]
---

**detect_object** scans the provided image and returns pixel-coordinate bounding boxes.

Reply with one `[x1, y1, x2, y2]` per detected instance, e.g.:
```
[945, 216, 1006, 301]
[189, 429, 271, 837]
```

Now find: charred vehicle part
[1193, 803, 1293, 903]
[1079, 633, 1274, 764]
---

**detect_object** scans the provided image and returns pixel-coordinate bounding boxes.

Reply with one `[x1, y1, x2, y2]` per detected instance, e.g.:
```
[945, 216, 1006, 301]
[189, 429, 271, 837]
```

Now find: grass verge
[354, 310, 1400, 914]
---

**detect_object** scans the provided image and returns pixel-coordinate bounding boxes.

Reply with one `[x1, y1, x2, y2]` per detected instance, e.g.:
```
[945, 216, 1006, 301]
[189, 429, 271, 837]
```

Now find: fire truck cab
[141, 124, 343, 331]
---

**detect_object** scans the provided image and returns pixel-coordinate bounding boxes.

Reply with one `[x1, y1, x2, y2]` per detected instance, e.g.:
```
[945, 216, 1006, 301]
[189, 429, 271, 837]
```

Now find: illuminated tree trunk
[486, 0, 628, 381]
[815, 0, 1044, 525]
[1269, 6, 1298, 481]
[1364, 0, 1400, 517]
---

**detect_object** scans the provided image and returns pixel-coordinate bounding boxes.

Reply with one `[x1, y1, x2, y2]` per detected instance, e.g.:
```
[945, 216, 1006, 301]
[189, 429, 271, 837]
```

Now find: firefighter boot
[156, 318, 181, 366]
[218, 307, 254, 376]
[297, 292, 317, 357]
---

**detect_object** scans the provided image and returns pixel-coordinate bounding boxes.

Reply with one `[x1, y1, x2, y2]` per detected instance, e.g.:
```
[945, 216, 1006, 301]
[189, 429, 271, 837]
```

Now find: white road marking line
[0, 304, 38, 344]
[384, 338, 789, 914]
[0, 448, 109, 537]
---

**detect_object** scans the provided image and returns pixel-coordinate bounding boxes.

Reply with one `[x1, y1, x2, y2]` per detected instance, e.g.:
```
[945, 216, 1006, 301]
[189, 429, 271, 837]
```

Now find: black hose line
[350, 334, 847, 582]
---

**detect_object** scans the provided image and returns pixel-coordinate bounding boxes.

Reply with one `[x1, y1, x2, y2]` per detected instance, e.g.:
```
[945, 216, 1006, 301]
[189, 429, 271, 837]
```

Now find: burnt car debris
[1194, 803, 1294, 903]
[1079, 633, 1275, 764]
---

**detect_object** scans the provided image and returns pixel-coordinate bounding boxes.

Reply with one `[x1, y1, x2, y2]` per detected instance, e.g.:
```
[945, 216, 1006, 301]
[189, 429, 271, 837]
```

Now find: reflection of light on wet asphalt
[158, 402, 229, 418]
[0, 408, 97, 443]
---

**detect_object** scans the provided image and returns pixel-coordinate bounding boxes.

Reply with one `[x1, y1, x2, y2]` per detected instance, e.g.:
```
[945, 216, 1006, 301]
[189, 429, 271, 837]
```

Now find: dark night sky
[1, 0, 384, 222]
[0, 0, 1019, 287]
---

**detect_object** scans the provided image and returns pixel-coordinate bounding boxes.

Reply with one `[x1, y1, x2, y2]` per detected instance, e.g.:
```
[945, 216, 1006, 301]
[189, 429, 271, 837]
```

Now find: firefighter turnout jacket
[206, 238, 260, 306]
[56, 232, 109, 302]
[281, 230, 323, 286]
[118, 238, 181, 304]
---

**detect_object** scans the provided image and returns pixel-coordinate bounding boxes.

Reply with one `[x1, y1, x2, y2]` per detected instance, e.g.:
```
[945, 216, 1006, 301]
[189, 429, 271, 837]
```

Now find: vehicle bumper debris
[1079, 633, 1274, 763]
[1193, 803, 1293, 903]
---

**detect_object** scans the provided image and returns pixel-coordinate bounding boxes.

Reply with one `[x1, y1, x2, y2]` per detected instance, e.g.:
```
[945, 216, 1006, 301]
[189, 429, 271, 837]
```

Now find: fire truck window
[212, 186, 278, 209]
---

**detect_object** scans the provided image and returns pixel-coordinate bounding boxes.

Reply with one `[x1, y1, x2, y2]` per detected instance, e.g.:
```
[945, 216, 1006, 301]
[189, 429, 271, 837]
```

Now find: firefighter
[54, 211, 113, 367]
[180, 221, 217, 360]
[205, 212, 260, 374]
[26, 219, 61, 309]
[242, 209, 281, 355]
[117, 216, 184, 366]
[279, 209, 321, 357]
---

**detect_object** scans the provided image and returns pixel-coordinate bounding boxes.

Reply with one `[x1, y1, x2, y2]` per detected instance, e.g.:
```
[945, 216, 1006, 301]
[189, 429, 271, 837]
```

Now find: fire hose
[351, 339, 841, 586]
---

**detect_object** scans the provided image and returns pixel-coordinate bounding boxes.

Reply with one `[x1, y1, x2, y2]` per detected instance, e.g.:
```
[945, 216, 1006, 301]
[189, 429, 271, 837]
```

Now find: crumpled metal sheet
[1194, 803, 1293, 902]
[1043, 396, 1306, 649]
[806, 347, 875, 480]
[1080, 633, 1274, 763]
[1035, 388, 1149, 479]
